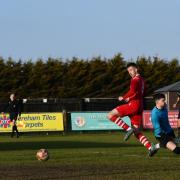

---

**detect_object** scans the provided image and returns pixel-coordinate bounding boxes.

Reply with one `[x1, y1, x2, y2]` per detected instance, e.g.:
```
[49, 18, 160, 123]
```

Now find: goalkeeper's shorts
[156, 131, 175, 148]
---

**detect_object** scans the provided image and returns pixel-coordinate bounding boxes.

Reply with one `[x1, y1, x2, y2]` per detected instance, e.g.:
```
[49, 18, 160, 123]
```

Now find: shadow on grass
[0, 140, 142, 151]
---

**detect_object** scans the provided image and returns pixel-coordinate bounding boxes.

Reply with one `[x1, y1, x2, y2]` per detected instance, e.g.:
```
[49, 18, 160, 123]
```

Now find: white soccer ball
[36, 149, 49, 161]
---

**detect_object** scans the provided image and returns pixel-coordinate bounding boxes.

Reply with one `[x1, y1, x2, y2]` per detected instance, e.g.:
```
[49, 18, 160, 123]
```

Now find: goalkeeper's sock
[110, 115, 131, 131]
[173, 147, 180, 154]
[178, 128, 180, 137]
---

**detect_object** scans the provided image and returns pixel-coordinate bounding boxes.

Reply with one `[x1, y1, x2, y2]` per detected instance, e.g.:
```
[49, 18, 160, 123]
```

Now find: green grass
[0, 132, 180, 180]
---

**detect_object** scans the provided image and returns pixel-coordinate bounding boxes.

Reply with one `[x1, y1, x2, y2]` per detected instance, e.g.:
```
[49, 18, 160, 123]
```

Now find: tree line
[0, 54, 179, 100]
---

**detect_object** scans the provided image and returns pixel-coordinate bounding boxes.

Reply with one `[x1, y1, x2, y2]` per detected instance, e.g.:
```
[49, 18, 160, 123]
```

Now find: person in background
[2, 93, 22, 138]
[173, 92, 180, 137]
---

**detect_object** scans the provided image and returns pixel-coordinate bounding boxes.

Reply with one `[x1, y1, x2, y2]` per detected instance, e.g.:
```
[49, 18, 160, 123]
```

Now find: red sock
[135, 132, 151, 150]
[110, 115, 131, 131]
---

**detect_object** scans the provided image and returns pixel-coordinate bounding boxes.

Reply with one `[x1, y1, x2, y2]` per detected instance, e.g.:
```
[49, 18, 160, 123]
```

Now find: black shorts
[9, 113, 18, 121]
[156, 131, 175, 148]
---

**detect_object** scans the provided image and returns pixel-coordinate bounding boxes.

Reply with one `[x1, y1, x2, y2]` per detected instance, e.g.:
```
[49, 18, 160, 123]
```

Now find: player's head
[153, 93, 166, 108]
[126, 63, 138, 78]
[10, 93, 16, 101]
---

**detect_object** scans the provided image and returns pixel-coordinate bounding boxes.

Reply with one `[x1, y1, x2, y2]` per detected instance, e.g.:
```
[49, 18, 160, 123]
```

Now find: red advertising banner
[143, 110, 179, 129]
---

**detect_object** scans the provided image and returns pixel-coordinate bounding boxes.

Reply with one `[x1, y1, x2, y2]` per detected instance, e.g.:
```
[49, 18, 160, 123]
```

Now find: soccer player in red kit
[107, 63, 159, 156]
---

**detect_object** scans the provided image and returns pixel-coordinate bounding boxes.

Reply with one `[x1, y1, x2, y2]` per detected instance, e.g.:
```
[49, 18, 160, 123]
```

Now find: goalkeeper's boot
[124, 128, 134, 141]
[148, 143, 159, 157]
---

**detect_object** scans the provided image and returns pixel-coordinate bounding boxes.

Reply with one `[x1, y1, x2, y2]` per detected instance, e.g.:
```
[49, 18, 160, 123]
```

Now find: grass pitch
[0, 131, 180, 180]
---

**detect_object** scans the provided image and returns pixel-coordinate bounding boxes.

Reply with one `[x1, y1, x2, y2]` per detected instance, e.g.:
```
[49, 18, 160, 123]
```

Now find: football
[36, 149, 49, 161]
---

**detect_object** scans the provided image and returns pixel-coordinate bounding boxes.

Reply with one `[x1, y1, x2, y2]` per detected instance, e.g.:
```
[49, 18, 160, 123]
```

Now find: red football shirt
[123, 74, 145, 103]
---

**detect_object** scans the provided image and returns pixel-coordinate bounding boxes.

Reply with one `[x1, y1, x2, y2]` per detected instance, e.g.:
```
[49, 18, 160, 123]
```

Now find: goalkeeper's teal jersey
[151, 106, 173, 137]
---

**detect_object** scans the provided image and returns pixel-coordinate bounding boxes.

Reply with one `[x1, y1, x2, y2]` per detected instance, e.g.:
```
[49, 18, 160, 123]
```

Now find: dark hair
[126, 62, 138, 69]
[153, 93, 165, 101]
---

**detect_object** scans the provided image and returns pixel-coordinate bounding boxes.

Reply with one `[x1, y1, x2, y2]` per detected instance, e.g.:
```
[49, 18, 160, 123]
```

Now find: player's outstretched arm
[173, 96, 180, 108]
